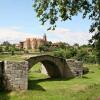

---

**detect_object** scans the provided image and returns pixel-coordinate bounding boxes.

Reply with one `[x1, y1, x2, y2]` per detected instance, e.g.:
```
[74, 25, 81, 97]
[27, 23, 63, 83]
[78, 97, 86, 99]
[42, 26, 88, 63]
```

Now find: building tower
[43, 34, 47, 41]
[24, 38, 31, 49]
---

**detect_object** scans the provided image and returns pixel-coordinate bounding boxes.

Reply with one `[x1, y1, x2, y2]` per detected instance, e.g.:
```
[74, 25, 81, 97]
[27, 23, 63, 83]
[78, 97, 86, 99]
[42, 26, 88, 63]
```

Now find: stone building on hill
[18, 34, 47, 50]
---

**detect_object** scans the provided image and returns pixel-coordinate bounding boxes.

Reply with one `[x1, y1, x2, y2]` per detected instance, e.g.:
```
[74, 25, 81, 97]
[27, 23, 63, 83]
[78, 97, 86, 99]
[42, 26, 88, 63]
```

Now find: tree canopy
[33, 0, 100, 30]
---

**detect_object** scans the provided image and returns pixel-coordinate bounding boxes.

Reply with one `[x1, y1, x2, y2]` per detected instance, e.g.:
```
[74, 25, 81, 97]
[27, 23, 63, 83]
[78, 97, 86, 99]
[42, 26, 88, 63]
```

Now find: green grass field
[0, 54, 24, 61]
[0, 54, 100, 100]
[0, 63, 100, 100]
[0, 54, 34, 61]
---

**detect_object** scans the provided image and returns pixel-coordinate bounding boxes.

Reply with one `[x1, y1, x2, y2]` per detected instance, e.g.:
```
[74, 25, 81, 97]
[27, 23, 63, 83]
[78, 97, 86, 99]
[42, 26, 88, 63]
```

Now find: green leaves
[33, 0, 100, 31]
[33, 0, 89, 29]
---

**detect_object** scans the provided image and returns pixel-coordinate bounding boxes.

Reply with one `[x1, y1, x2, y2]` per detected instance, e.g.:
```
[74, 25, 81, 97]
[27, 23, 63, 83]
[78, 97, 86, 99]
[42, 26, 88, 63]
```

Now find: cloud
[0, 27, 36, 43]
[0, 27, 93, 45]
[10, 26, 22, 30]
[47, 28, 93, 45]
[48, 28, 70, 34]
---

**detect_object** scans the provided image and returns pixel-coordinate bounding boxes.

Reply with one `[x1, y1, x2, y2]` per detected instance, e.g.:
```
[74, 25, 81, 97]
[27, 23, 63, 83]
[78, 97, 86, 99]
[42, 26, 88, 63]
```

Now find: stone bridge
[0, 55, 85, 91]
[27, 55, 73, 78]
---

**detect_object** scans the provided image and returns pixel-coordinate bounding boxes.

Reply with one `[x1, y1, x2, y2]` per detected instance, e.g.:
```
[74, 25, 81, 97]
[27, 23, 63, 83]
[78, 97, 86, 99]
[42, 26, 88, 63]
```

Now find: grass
[0, 54, 23, 61]
[29, 62, 42, 73]
[0, 54, 100, 100]
[0, 54, 34, 61]
[0, 63, 100, 100]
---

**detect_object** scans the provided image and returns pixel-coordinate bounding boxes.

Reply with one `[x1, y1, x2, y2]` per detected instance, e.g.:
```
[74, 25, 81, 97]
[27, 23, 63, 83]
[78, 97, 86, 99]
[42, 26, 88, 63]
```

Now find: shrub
[83, 67, 89, 74]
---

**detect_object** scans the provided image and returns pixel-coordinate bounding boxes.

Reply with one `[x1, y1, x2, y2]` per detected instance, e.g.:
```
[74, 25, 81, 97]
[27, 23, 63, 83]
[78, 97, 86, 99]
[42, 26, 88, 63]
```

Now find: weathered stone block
[4, 61, 28, 91]
[66, 59, 85, 76]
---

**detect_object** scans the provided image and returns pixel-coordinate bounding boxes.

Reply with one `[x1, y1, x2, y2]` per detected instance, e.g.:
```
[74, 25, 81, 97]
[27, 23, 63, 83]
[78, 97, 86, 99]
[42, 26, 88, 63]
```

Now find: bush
[52, 47, 77, 59]
[0, 46, 3, 53]
[75, 49, 88, 61]
[83, 67, 89, 74]
[53, 49, 66, 58]
[85, 55, 96, 63]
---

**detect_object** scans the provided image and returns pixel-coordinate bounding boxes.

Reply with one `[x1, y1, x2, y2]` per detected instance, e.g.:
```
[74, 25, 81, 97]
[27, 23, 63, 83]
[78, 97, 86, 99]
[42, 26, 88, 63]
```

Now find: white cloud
[0, 27, 93, 45]
[0, 27, 37, 43]
[48, 28, 70, 34]
[47, 28, 93, 45]
[10, 26, 22, 30]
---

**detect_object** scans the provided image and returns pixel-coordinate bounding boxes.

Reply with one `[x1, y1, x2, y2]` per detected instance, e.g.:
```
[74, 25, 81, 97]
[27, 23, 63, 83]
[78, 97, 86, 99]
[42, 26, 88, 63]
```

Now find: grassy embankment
[0, 54, 100, 100]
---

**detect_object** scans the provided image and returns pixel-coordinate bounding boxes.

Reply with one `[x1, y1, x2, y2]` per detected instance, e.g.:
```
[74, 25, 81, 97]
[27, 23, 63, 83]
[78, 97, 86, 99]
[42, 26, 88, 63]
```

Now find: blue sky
[0, 0, 93, 45]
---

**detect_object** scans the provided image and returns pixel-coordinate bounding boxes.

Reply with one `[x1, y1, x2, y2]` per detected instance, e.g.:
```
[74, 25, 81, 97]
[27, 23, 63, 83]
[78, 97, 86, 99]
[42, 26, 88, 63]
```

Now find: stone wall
[0, 61, 4, 90]
[66, 59, 83, 76]
[39, 57, 85, 78]
[4, 61, 28, 91]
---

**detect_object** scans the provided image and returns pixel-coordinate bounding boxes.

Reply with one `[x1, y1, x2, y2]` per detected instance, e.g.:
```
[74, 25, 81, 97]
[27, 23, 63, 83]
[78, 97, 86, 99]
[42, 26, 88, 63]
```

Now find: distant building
[18, 34, 47, 50]
[16, 34, 69, 51]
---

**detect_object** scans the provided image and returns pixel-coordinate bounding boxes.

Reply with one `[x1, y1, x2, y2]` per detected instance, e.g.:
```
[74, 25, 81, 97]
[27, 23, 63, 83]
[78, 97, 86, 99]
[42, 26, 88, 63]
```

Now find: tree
[1, 41, 11, 52]
[39, 42, 52, 52]
[53, 49, 67, 58]
[33, 0, 100, 63]
[58, 42, 67, 49]
[95, 38, 100, 63]
[0, 46, 3, 53]
[39, 44, 49, 52]
[2, 41, 11, 46]
[76, 48, 89, 62]
[9, 45, 16, 55]
[33, 0, 100, 30]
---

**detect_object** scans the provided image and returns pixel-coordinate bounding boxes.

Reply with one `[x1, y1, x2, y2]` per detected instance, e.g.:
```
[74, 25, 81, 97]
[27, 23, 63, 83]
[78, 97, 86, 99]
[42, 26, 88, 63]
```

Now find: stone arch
[27, 55, 68, 78]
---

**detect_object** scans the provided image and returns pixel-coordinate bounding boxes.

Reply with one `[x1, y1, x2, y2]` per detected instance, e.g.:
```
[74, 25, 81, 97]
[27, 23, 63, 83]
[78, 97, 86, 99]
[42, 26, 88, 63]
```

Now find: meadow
[0, 54, 100, 100]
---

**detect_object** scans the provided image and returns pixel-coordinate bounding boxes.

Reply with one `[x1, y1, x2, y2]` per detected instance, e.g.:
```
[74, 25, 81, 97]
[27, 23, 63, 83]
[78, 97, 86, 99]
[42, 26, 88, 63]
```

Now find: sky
[0, 0, 93, 45]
